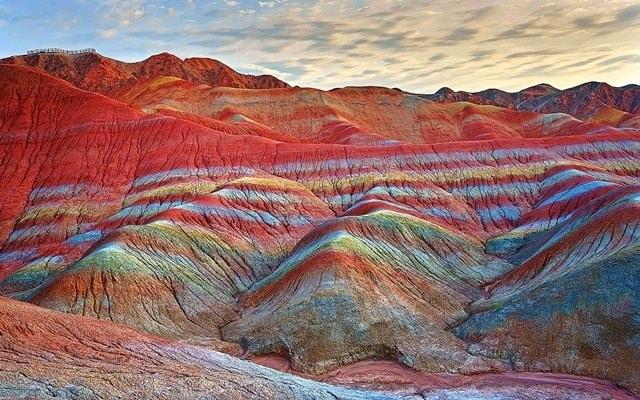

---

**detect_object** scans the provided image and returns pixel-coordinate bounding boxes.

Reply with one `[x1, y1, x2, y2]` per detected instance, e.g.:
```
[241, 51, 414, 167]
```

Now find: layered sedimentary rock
[424, 82, 640, 128]
[110, 77, 627, 144]
[2, 296, 633, 399]
[1, 55, 640, 398]
[0, 51, 289, 94]
[458, 173, 640, 393]
[0, 296, 390, 399]
[224, 210, 510, 373]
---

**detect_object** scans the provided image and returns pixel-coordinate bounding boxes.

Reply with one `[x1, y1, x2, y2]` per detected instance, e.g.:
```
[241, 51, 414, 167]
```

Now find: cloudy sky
[0, 0, 639, 92]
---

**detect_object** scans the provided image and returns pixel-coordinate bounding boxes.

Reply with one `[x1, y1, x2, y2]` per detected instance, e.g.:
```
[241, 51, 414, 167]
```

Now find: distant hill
[0, 51, 289, 93]
[421, 82, 640, 128]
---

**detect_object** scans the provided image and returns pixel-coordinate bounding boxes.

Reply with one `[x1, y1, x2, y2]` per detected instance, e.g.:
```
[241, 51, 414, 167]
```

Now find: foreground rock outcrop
[1, 296, 635, 399]
[0, 296, 389, 399]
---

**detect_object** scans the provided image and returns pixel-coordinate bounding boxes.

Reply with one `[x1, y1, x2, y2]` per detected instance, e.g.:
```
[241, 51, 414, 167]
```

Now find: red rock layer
[0, 51, 289, 94]
[1, 60, 640, 396]
[112, 77, 627, 144]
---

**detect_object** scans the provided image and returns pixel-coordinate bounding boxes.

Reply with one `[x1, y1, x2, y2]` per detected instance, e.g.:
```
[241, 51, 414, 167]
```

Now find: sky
[0, 0, 639, 93]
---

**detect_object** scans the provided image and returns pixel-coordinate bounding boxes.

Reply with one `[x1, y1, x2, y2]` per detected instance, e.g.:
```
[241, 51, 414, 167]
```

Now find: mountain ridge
[421, 81, 640, 127]
[0, 51, 289, 94]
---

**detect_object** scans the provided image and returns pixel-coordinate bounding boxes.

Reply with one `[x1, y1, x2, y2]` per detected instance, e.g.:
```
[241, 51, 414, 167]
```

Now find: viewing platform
[26, 48, 97, 55]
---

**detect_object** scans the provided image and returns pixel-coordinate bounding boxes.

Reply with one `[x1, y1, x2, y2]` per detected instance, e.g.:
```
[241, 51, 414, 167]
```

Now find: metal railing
[26, 48, 97, 55]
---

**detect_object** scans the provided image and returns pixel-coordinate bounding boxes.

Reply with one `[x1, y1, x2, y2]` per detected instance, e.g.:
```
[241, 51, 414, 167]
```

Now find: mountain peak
[436, 86, 454, 95]
[143, 52, 183, 63]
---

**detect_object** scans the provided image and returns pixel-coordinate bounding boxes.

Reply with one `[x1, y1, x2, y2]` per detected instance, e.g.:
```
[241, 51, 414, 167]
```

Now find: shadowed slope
[458, 246, 640, 395]
[457, 172, 640, 394]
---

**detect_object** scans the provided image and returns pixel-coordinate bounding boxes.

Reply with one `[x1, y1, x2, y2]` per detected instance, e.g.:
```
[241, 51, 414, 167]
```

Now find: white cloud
[102, 0, 145, 26]
[180, 0, 640, 92]
[99, 28, 118, 39]
[59, 17, 78, 31]
[7, 0, 636, 92]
